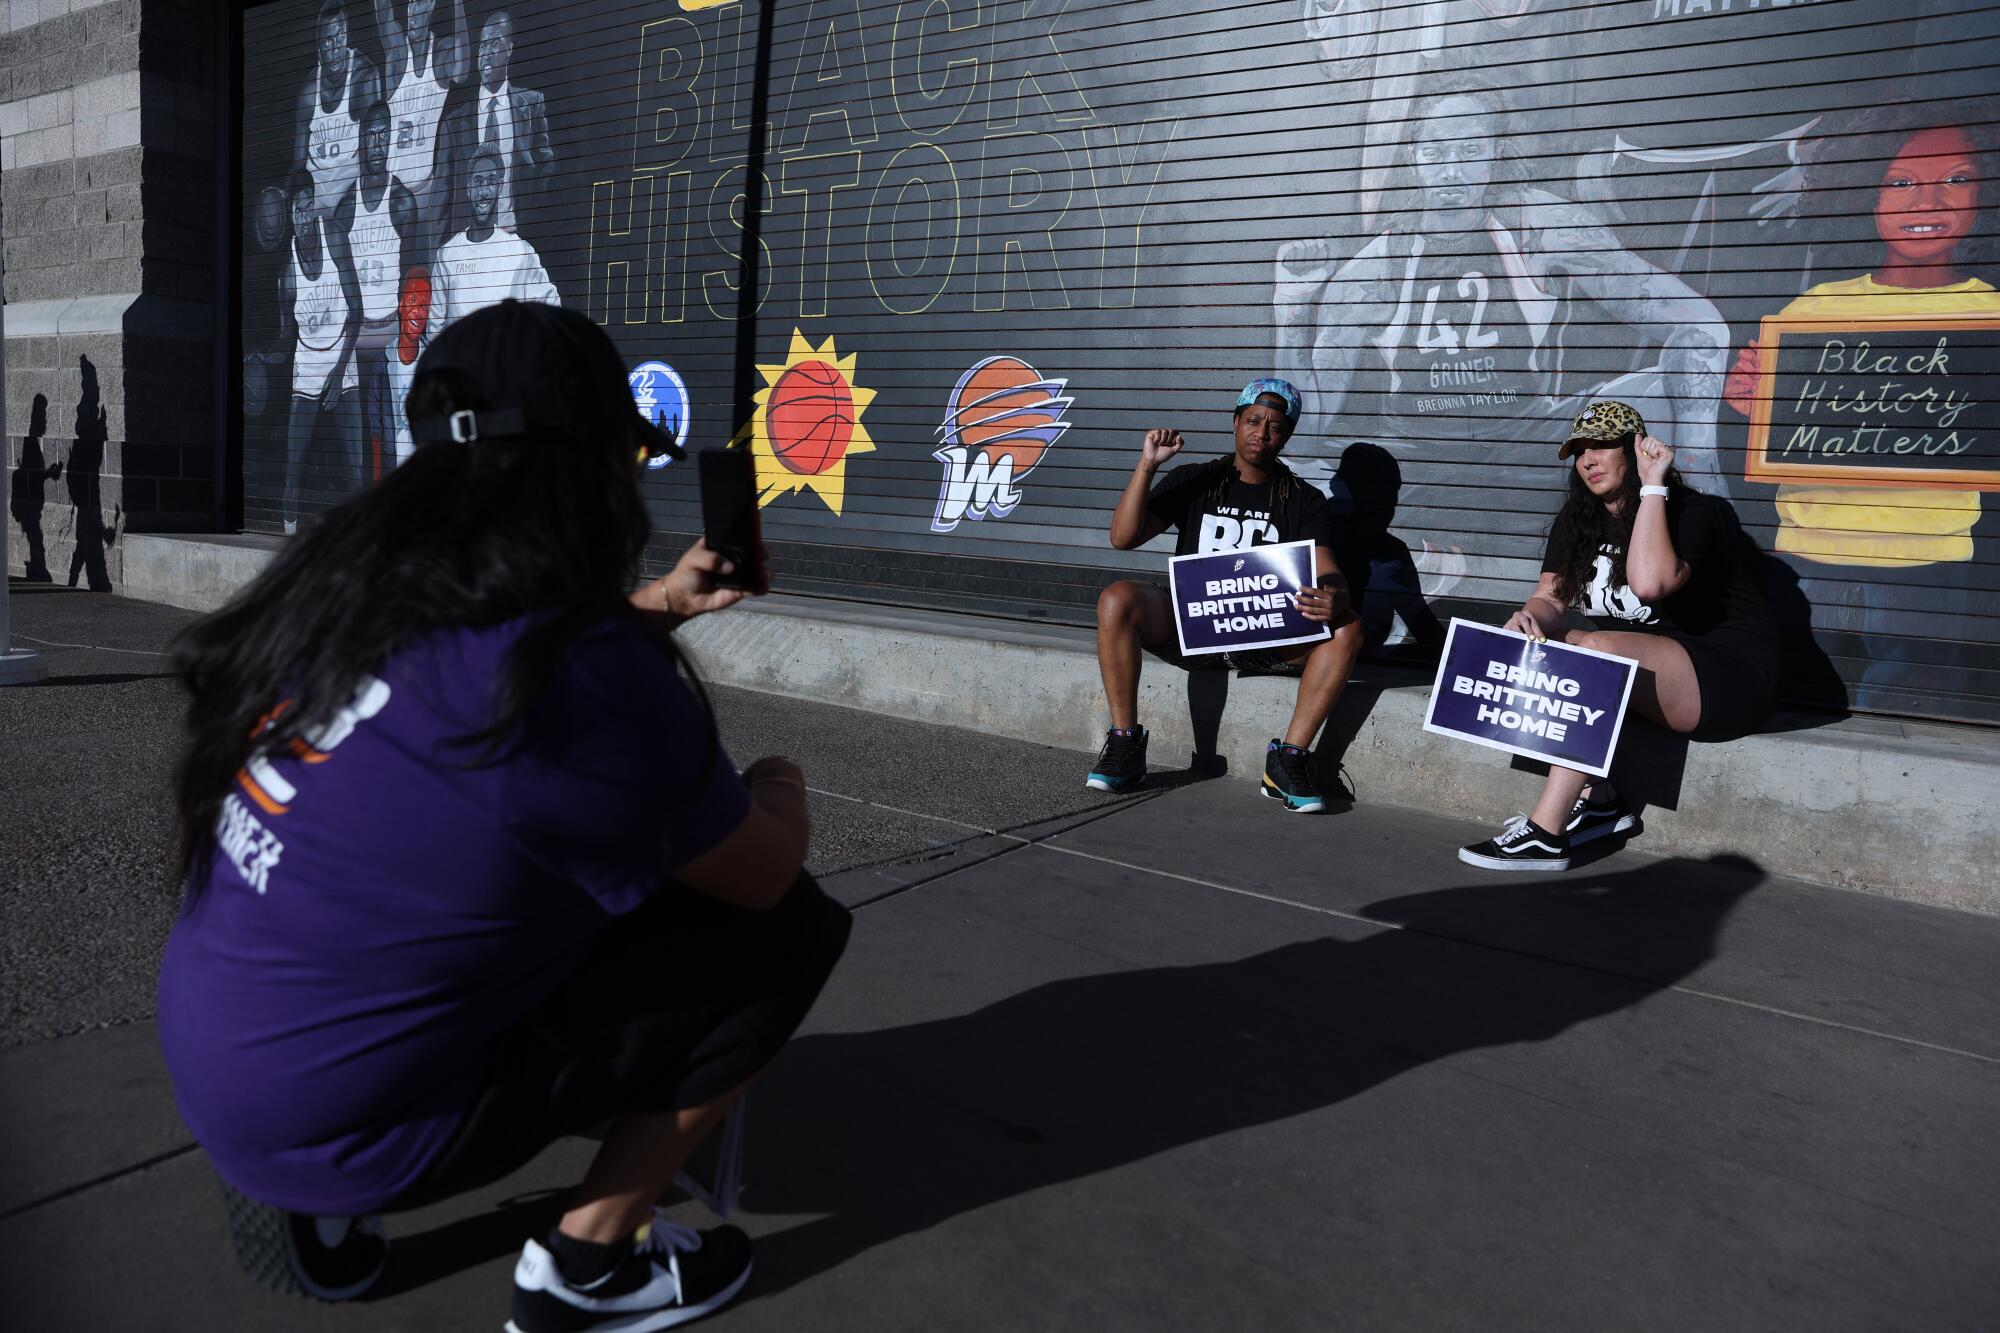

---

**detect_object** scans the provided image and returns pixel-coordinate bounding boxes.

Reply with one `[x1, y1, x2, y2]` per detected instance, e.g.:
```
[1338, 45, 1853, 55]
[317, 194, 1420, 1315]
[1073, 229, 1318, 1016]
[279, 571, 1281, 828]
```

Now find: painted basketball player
[275, 172, 362, 532]
[374, 0, 470, 255]
[429, 143, 561, 334]
[1274, 87, 1728, 563]
[328, 102, 419, 469]
[294, 1, 381, 220]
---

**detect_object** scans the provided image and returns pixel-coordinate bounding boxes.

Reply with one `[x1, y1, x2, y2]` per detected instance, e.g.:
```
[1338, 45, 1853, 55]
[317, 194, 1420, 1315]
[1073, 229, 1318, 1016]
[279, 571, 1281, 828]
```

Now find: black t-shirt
[1542, 490, 1777, 673]
[1146, 460, 1339, 557]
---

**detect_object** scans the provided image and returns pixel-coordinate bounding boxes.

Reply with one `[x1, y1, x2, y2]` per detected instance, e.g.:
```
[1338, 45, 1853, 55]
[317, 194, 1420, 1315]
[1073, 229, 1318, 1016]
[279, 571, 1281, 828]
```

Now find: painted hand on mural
[1414, 539, 1467, 600]
[1748, 163, 1807, 229]
[1721, 340, 1763, 418]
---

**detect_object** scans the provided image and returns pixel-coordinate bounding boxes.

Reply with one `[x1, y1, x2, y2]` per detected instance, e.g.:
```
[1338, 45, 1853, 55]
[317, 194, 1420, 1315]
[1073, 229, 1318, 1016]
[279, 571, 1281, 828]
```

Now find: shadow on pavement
[741, 854, 1758, 1297]
[362, 854, 1759, 1298]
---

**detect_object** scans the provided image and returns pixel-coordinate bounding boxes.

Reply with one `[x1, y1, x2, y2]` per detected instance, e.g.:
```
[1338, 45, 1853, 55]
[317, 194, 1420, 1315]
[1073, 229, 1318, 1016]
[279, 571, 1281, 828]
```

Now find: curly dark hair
[1804, 98, 1999, 275]
[1547, 435, 1687, 606]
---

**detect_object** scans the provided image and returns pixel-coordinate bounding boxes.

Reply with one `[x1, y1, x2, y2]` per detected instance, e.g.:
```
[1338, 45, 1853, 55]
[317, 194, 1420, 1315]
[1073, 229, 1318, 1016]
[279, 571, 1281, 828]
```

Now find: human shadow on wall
[1326, 442, 1447, 661]
[8, 394, 61, 582]
[732, 855, 1759, 1296]
[64, 357, 116, 592]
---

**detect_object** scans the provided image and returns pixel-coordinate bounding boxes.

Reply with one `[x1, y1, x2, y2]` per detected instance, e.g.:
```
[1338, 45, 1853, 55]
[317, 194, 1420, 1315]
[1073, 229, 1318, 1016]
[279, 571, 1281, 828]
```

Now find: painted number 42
[1418, 273, 1501, 355]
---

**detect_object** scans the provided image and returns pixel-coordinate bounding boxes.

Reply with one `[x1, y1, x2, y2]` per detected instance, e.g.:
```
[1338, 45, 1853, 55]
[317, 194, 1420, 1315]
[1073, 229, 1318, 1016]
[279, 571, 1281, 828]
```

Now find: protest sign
[1423, 619, 1638, 778]
[1168, 539, 1330, 658]
[1744, 317, 2000, 491]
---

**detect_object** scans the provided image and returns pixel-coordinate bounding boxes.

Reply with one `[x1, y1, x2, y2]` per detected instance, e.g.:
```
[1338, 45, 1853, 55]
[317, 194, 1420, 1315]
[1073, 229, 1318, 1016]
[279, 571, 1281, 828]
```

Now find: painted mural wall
[239, 0, 2000, 723]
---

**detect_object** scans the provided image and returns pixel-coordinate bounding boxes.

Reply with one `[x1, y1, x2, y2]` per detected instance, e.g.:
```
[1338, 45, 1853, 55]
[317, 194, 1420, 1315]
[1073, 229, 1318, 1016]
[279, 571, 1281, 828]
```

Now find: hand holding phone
[700, 448, 765, 592]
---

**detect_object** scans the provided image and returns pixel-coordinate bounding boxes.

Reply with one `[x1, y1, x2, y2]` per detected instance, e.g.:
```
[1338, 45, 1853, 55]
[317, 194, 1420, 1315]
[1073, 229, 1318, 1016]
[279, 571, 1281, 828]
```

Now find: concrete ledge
[677, 596, 2000, 915]
[113, 531, 279, 613]
[91, 533, 1999, 912]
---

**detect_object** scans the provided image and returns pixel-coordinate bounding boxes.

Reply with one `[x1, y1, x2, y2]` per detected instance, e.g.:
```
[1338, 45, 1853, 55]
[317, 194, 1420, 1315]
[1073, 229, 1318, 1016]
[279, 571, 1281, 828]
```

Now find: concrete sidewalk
[85, 531, 2000, 911]
[3, 585, 1998, 1330]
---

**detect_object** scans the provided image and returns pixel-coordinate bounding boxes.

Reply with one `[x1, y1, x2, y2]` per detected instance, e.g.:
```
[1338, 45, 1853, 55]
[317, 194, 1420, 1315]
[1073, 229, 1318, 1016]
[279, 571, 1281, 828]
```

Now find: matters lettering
[1748, 322, 2000, 485]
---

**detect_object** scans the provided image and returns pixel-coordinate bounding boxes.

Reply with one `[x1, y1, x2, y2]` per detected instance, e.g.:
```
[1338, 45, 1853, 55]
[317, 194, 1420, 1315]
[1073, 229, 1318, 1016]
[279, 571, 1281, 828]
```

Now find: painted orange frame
[1743, 315, 2000, 491]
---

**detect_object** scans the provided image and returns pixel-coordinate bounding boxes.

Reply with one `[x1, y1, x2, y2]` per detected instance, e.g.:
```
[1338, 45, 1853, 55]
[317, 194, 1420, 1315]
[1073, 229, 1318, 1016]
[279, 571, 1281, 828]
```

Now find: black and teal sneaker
[1566, 792, 1640, 846]
[1260, 740, 1325, 813]
[1086, 726, 1148, 792]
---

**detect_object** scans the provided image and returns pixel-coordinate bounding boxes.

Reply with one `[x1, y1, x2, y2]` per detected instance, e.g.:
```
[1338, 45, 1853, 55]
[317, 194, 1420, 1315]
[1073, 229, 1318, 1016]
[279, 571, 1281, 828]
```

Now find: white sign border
[1168, 539, 1332, 658]
[1421, 617, 1639, 780]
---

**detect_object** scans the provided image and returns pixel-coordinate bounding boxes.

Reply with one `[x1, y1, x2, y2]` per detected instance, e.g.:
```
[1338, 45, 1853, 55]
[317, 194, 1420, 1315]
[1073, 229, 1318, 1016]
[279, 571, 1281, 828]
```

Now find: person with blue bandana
[1086, 377, 1366, 812]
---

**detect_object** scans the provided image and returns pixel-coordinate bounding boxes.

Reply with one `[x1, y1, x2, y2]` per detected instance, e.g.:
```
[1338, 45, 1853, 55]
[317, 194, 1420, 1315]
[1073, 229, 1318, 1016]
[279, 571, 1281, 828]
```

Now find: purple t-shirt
[158, 614, 749, 1214]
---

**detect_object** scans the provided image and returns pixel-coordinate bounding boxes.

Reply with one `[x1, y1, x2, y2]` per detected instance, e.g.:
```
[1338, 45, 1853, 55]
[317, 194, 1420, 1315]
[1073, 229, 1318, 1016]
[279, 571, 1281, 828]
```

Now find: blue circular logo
[628, 361, 690, 469]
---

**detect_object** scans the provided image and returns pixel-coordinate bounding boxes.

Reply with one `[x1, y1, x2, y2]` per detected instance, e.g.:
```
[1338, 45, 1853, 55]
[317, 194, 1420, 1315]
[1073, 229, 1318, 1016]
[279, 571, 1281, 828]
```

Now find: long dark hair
[1548, 435, 1686, 606]
[170, 369, 702, 889]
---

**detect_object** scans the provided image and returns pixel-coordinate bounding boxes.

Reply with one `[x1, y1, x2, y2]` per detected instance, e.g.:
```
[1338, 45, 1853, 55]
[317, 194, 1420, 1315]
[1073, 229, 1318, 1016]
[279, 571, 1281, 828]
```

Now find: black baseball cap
[407, 300, 683, 462]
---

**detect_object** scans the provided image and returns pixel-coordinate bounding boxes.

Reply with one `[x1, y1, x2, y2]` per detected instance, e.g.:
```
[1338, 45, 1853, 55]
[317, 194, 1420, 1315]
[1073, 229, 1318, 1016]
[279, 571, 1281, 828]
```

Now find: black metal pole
[729, 0, 776, 439]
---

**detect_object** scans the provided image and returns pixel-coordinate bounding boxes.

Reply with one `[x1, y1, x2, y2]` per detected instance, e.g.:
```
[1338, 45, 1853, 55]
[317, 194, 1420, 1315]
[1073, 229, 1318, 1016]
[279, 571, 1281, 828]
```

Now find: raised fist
[1141, 429, 1185, 468]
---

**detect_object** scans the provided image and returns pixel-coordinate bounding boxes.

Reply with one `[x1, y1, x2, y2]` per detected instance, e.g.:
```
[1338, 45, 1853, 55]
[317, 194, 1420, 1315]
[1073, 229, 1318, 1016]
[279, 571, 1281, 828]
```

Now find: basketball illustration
[746, 330, 877, 515]
[254, 185, 289, 252]
[767, 359, 856, 476]
[944, 356, 1072, 480]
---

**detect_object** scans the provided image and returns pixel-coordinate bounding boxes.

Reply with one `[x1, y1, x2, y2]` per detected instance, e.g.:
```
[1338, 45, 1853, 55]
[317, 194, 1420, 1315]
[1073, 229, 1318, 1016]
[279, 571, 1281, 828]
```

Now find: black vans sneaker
[1458, 815, 1570, 872]
[1566, 792, 1640, 846]
[1260, 740, 1325, 813]
[1086, 726, 1148, 792]
[216, 1173, 388, 1301]
[508, 1217, 753, 1333]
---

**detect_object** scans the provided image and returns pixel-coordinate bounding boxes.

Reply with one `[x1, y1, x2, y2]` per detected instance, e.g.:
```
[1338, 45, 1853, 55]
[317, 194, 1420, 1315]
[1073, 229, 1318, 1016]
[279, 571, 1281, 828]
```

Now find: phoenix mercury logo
[931, 356, 1073, 534]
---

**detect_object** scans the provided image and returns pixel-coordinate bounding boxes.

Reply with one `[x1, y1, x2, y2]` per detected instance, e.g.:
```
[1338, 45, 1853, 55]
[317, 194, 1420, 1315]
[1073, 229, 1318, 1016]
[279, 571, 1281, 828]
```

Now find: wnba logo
[931, 356, 1073, 534]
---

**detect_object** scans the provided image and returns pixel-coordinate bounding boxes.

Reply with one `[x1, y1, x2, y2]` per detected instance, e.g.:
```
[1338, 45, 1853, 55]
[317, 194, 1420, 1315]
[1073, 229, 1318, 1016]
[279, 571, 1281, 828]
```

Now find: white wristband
[1639, 485, 1670, 499]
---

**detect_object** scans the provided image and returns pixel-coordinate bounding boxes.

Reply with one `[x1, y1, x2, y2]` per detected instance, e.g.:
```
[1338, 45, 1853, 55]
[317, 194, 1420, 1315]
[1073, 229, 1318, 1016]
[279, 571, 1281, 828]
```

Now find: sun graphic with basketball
[741, 330, 877, 515]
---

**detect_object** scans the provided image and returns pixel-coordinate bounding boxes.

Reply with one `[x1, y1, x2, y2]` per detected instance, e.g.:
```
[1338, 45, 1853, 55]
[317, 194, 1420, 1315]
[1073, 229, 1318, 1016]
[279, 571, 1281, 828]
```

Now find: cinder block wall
[2, 0, 220, 589]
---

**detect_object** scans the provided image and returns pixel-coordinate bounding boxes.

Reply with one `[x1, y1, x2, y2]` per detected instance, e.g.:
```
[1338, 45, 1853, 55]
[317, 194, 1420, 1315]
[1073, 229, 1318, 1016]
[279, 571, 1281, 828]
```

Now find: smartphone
[699, 448, 763, 591]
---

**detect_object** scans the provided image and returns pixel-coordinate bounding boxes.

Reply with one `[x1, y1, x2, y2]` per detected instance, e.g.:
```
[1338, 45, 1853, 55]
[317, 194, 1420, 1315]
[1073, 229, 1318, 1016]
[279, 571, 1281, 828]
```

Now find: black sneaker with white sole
[1085, 726, 1148, 793]
[1566, 792, 1640, 846]
[1458, 814, 1571, 872]
[508, 1217, 753, 1333]
[216, 1172, 388, 1301]
[1260, 740, 1325, 813]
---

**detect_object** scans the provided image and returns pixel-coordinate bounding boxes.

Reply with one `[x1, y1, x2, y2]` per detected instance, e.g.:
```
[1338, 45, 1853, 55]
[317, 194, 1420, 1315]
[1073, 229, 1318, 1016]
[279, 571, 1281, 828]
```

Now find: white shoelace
[1495, 813, 1534, 845]
[635, 1215, 704, 1305]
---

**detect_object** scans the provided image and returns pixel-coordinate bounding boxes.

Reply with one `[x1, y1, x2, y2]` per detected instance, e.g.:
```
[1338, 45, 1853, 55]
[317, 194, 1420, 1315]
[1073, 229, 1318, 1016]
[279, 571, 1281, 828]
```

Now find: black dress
[1542, 490, 1779, 742]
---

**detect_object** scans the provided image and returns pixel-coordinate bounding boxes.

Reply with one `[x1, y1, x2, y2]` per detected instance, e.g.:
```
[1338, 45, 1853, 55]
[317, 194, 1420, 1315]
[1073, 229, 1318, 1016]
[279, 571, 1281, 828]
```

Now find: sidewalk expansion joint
[0, 1142, 199, 1223]
[806, 785, 1165, 912]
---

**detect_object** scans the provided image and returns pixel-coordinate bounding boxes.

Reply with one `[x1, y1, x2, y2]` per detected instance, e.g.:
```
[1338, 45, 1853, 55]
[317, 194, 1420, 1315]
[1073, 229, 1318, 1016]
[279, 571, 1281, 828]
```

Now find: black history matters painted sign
[1745, 319, 2000, 490]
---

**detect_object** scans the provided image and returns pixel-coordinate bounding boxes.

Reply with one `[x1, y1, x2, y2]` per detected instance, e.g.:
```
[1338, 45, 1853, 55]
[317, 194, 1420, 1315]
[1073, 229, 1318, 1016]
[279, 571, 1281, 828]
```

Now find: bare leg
[1094, 581, 1175, 732]
[557, 1076, 755, 1244]
[1530, 764, 1594, 835]
[1279, 617, 1365, 749]
[1529, 630, 1702, 833]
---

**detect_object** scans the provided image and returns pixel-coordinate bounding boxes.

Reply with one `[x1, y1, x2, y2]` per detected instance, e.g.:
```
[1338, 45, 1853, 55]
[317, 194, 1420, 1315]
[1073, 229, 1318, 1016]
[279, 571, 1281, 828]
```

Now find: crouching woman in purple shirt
[159, 302, 849, 1331]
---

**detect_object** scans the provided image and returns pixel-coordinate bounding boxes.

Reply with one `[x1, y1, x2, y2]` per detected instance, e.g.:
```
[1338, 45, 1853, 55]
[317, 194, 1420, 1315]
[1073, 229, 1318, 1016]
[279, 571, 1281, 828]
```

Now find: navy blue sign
[1423, 619, 1639, 779]
[1168, 540, 1330, 658]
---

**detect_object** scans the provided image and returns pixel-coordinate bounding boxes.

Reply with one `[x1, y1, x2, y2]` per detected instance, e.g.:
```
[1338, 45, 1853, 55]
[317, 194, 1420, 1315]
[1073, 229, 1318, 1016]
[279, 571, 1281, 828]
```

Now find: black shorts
[1671, 631, 1777, 743]
[388, 871, 851, 1212]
